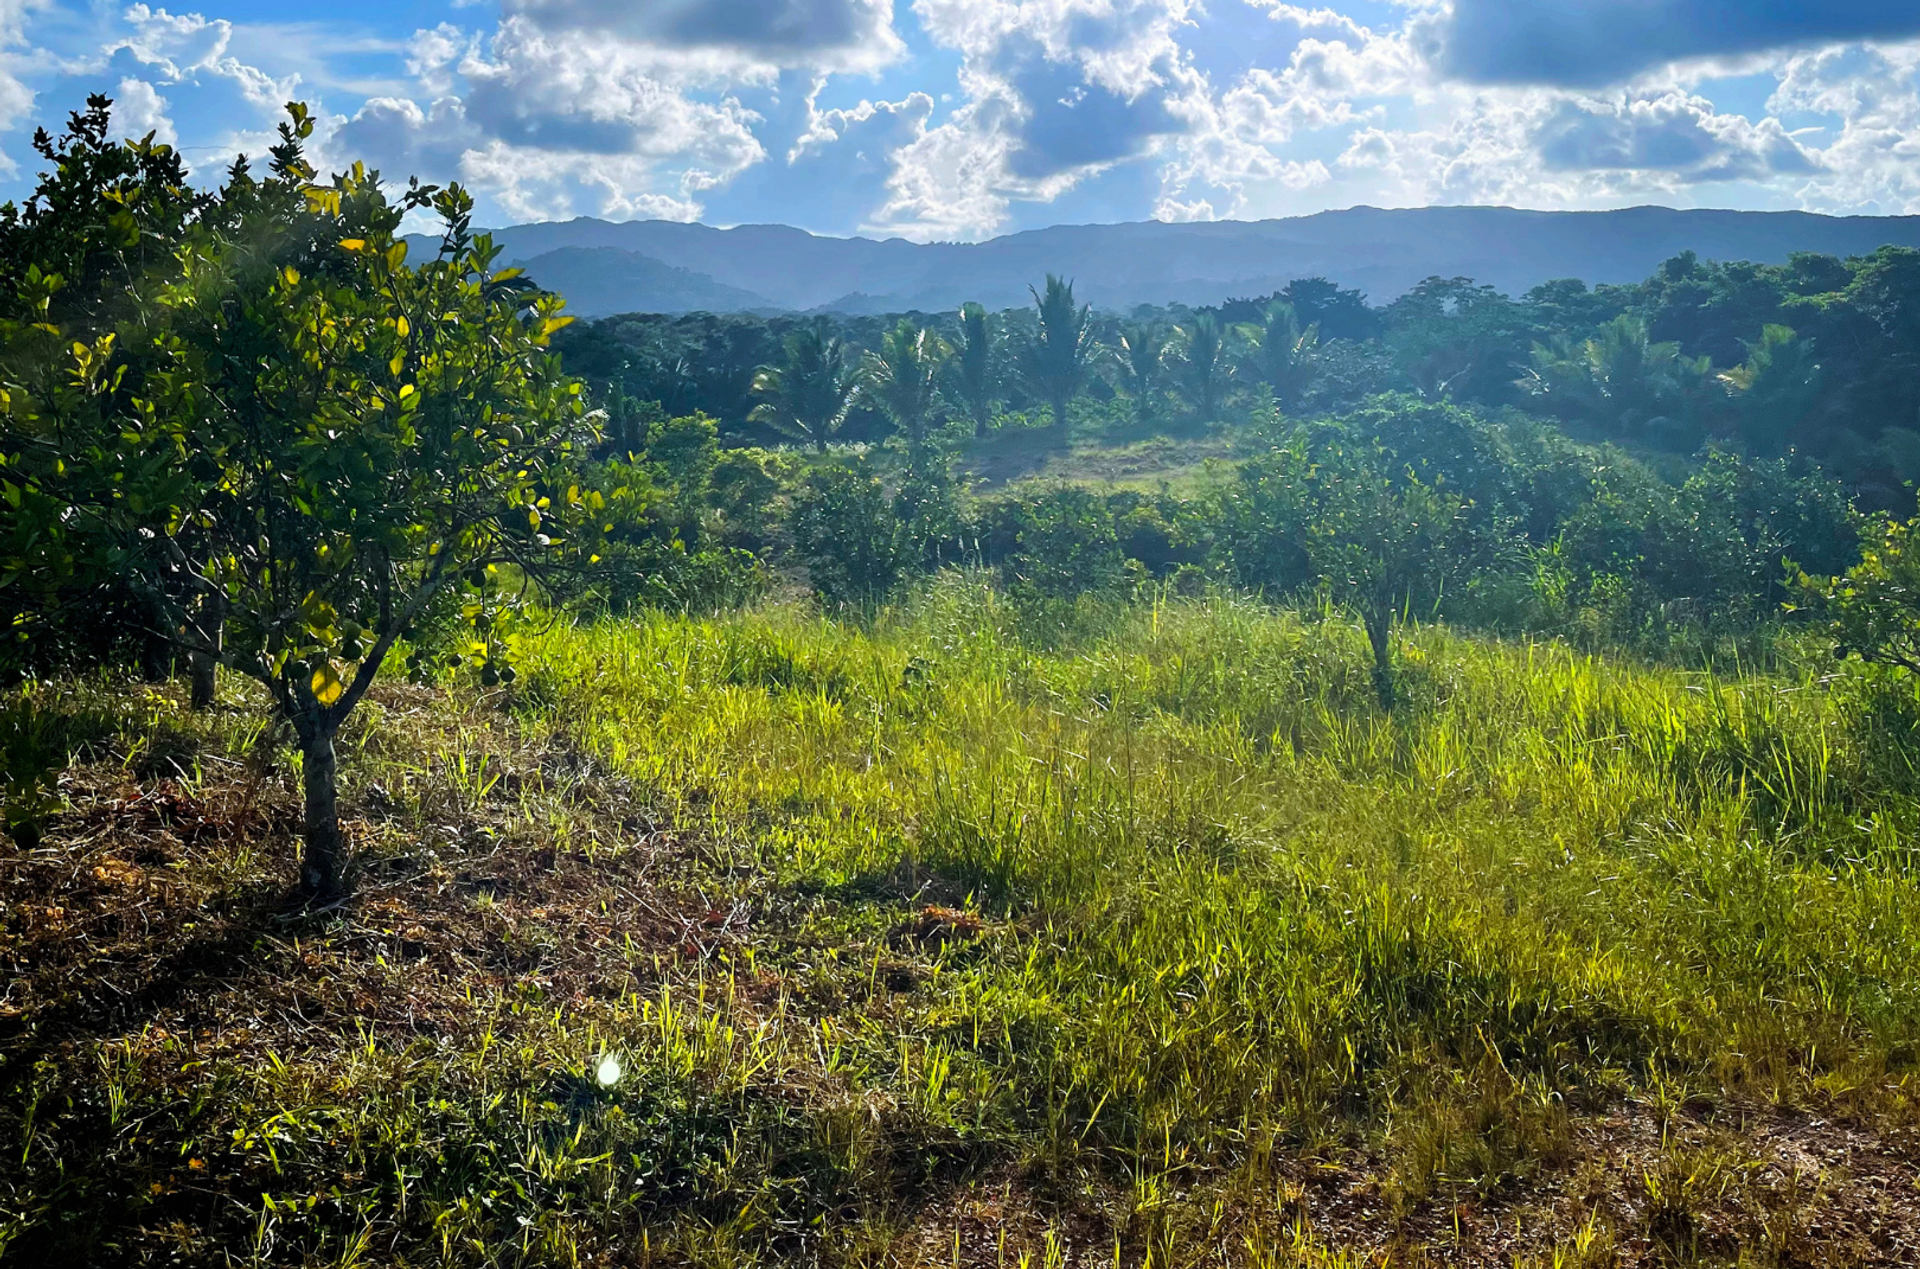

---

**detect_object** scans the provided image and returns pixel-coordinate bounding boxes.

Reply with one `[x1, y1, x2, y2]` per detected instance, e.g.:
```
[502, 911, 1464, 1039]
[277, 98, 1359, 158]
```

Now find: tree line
[559, 247, 1920, 511]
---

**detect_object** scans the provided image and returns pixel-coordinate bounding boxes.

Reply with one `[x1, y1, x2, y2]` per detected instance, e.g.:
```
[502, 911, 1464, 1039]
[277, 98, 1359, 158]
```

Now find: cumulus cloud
[1149, 11, 1409, 220]
[868, 0, 1207, 236]
[9, 0, 1920, 240]
[790, 86, 933, 162]
[332, 18, 766, 222]
[1772, 40, 1920, 214]
[1437, 0, 1920, 88]
[114, 4, 298, 106]
[113, 77, 176, 144]
[1537, 92, 1817, 182]
[501, 0, 902, 74]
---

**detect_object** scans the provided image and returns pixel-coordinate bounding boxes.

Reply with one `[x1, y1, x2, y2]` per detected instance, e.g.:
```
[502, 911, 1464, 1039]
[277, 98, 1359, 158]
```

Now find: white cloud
[113, 77, 176, 144]
[1773, 40, 1920, 214]
[1537, 91, 1817, 182]
[115, 4, 299, 107]
[502, 0, 903, 75]
[332, 18, 766, 222]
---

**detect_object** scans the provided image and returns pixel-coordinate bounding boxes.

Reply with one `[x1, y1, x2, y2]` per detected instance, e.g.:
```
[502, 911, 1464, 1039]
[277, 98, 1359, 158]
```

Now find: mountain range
[424, 206, 1920, 319]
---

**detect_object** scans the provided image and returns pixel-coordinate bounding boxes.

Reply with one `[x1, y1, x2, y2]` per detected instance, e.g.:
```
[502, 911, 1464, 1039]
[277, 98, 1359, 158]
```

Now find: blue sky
[3, 0, 1919, 239]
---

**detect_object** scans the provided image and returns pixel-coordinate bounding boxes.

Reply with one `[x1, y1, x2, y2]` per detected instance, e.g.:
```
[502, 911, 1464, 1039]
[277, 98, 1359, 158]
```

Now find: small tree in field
[1, 106, 603, 897]
[1306, 449, 1469, 711]
[1800, 517, 1920, 676]
[1228, 433, 1472, 710]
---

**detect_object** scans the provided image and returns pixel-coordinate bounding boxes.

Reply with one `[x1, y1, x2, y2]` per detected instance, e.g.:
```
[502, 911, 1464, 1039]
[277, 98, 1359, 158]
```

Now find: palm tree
[953, 301, 997, 439]
[748, 317, 859, 453]
[1110, 323, 1168, 423]
[859, 318, 950, 456]
[1718, 324, 1821, 455]
[1171, 313, 1233, 421]
[1018, 275, 1094, 447]
[1239, 300, 1319, 411]
[1518, 314, 1714, 440]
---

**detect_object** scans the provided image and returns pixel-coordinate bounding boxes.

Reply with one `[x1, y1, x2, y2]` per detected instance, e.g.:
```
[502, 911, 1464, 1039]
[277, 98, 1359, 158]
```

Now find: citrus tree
[1801, 516, 1920, 676]
[0, 106, 604, 897]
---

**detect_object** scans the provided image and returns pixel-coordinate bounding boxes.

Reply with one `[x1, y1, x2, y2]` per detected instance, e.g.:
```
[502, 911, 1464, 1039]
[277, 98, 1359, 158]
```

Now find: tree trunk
[298, 717, 346, 900]
[1052, 393, 1071, 448]
[975, 406, 989, 439]
[138, 596, 173, 683]
[188, 596, 224, 710]
[1365, 606, 1394, 712]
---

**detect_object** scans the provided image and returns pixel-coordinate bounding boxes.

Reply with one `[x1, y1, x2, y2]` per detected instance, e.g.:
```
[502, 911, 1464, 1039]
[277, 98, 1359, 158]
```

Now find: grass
[5, 576, 1920, 1265]
[948, 419, 1237, 492]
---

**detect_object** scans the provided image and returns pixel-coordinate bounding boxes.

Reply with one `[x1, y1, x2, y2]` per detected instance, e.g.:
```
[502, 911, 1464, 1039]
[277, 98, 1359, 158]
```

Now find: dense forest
[14, 97, 1920, 1266]
[556, 245, 1920, 509]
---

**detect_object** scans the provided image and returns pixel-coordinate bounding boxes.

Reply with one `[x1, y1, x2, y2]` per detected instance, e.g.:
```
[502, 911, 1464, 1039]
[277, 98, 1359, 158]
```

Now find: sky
[2, 0, 1919, 240]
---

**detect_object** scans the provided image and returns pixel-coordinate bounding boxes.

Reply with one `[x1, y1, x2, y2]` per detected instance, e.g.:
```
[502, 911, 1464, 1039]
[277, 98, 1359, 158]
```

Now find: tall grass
[12, 576, 1920, 1263]
[521, 576, 1920, 1184]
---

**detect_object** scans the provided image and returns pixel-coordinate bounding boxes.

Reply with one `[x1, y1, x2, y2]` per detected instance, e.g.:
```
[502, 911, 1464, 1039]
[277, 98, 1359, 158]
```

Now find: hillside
[510, 246, 779, 315]
[445, 205, 1920, 316]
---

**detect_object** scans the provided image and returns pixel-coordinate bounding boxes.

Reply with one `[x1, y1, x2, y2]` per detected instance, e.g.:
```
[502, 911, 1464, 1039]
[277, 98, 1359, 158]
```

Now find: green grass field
[5, 580, 1920, 1265]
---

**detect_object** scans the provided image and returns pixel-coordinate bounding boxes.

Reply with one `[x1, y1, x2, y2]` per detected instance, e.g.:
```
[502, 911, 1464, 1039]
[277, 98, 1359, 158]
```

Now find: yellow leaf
[386, 242, 408, 270]
[338, 238, 366, 251]
[398, 383, 416, 399]
[311, 661, 345, 706]
[394, 315, 410, 338]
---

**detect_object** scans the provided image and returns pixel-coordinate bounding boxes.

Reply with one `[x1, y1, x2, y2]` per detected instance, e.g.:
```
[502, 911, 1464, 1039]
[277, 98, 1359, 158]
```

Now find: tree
[952, 301, 997, 439]
[1519, 313, 1717, 445]
[1718, 324, 1821, 456]
[1800, 516, 1920, 676]
[1171, 313, 1234, 421]
[749, 316, 860, 452]
[1304, 443, 1472, 711]
[1221, 431, 1474, 710]
[1239, 300, 1318, 412]
[0, 94, 219, 694]
[1279, 277, 1377, 342]
[1111, 322, 1168, 424]
[1, 106, 605, 897]
[859, 318, 949, 457]
[0, 93, 210, 334]
[1018, 275, 1094, 447]
[790, 458, 913, 607]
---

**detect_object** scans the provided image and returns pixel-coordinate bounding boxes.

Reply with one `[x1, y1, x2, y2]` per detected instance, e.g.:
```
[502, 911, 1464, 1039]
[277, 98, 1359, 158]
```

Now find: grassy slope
[5, 582, 1920, 1266]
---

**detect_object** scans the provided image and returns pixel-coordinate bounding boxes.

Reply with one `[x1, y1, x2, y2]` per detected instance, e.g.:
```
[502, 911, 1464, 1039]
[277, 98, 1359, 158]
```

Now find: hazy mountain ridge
[425, 206, 1920, 318]
[505, 246, 780, 315]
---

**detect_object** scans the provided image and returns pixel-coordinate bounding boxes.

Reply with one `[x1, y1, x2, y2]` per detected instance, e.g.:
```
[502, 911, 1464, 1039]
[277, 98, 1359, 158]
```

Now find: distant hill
[506, 246, 777, 316]
[423, 206, 1920, 317]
